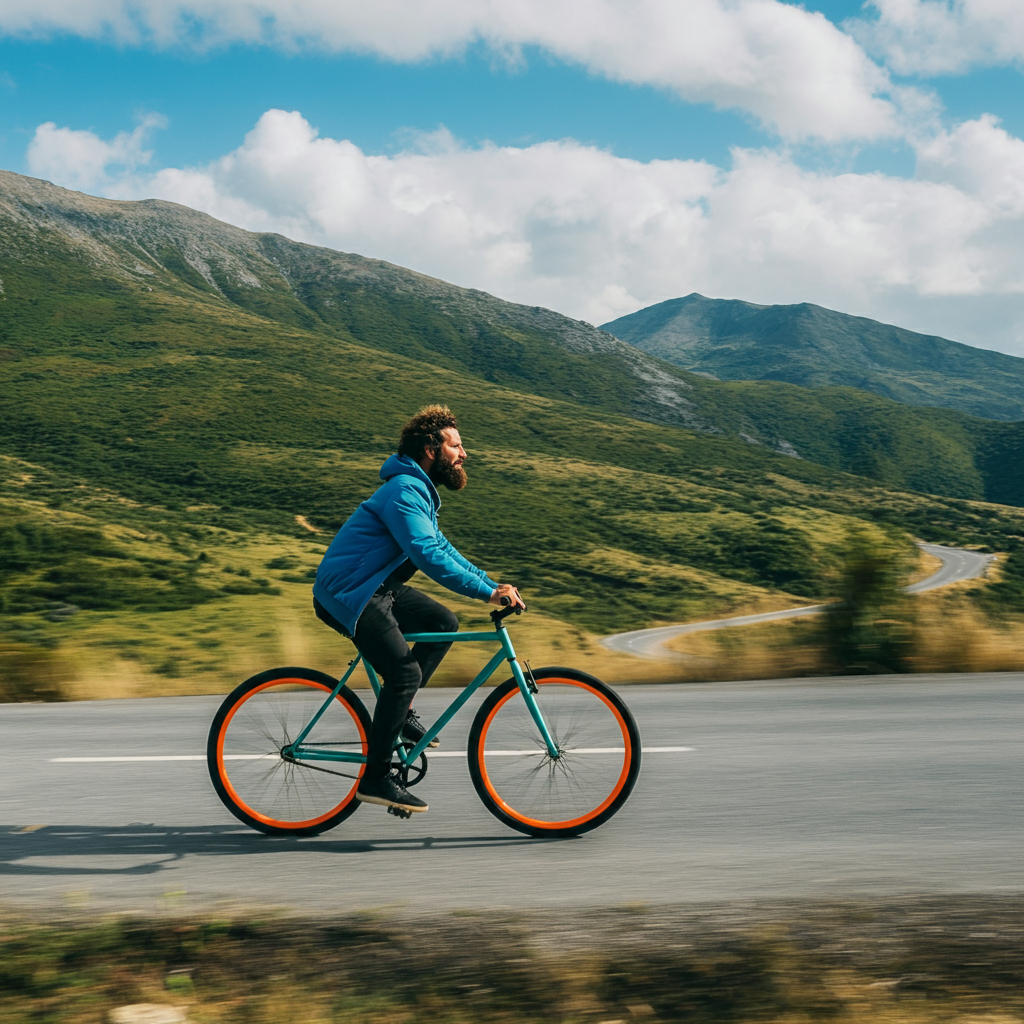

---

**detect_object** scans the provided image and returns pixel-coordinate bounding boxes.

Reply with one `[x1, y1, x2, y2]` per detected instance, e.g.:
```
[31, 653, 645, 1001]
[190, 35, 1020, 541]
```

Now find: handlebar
[490, 595, 527, 625]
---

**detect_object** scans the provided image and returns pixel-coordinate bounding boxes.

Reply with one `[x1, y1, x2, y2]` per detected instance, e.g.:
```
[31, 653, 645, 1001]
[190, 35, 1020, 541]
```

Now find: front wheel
[468, 668, 641, 837]
[207, 667, 372, 836]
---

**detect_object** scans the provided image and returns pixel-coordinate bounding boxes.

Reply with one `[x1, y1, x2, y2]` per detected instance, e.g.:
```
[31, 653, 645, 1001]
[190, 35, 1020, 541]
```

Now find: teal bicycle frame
[280, 618, 559, 767]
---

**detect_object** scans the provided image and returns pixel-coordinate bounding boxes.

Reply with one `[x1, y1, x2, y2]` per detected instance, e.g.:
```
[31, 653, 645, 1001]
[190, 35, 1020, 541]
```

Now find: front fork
[504, 634, 560, 759]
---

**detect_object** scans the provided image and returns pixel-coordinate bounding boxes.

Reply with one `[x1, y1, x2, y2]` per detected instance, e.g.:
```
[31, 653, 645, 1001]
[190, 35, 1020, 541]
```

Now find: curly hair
[397, 405, 458, 461]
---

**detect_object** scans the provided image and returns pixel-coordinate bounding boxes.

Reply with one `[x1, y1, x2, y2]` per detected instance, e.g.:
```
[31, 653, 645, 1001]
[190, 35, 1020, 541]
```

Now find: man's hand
[489, 583, 525, 610]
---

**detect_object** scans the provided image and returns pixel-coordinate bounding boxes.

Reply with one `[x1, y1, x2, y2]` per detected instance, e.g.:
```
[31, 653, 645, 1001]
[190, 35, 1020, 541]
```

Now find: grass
[3, 181, 1024, 698]
[2, 450, 1023, 700]
[0, 456, 693, 699]
[664, 585, 1024, 682]
[1, 900, 1021, 1024]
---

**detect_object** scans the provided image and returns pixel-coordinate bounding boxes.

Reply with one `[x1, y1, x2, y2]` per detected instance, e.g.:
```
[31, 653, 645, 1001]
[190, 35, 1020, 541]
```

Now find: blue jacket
[312, 454, 498, 634]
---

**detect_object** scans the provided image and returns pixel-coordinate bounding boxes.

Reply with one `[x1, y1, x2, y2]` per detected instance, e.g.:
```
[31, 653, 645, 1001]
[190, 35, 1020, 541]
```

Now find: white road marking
[628, 746, 692, 753]
[53, 756, 207, 762]
[51, 746, 692, 763]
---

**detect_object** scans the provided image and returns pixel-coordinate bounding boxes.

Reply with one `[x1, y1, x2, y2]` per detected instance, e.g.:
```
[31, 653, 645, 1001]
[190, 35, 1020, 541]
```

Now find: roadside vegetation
[1, 901, 1021, 1024]
[2, 449, 1022, 701]
[666, 576, 1024, 680]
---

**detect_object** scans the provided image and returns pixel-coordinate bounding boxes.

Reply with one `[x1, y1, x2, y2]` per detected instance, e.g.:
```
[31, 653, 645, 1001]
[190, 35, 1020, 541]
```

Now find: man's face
[430, 427, 468, 491]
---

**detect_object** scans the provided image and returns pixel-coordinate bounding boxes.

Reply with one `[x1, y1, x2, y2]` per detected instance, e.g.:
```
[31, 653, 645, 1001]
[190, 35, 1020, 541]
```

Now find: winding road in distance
[602, 542, 995, 660]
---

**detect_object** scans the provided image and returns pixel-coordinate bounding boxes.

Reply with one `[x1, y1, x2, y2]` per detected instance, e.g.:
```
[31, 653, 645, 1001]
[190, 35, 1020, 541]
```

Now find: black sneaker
[402, 708, 440, 748]
[356, 773, 428, 813]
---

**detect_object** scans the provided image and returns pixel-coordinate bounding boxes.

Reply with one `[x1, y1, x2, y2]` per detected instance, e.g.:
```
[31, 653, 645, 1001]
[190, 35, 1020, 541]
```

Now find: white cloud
[25, 109, 1024, 355]
[854, 0, 1024, 75]
[917, 114, 1024, 216]
[26, 114, 166, 192]
[491, 0, 902, 143]
[0, 0, 908, 142]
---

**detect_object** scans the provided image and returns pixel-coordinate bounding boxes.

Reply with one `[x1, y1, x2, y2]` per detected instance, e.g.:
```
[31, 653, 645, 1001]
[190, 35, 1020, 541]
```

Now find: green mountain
[601, 293, 1024, 422]
[2, 169, 1023, 644]
[2, 170, 1022, 506]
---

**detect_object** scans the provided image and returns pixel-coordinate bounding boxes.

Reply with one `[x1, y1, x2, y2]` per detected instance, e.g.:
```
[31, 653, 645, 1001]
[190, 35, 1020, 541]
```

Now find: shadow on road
[1, 824, 560, 876]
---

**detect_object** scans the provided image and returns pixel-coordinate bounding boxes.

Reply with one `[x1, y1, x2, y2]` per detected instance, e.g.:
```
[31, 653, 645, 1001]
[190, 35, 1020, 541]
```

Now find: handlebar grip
[490, 596, 527, 624]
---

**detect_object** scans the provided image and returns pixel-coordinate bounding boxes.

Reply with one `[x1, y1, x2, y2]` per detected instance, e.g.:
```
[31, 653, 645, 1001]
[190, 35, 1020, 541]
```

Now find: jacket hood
[379, 453, 440, 510]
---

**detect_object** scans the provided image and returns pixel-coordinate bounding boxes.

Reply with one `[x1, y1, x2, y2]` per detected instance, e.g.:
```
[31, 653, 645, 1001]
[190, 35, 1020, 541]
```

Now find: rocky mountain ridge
[601, 292, 1024, 421]
[1, 169, 723, 440]
[3, 168, 1023, 508]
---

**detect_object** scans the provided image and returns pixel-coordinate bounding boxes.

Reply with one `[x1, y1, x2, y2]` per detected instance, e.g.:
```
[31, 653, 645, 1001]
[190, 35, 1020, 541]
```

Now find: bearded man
[313, 405, 524, 814]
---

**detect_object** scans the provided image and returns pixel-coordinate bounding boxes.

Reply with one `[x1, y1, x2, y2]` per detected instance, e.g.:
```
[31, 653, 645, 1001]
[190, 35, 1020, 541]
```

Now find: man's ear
[418, 445, 436, 472]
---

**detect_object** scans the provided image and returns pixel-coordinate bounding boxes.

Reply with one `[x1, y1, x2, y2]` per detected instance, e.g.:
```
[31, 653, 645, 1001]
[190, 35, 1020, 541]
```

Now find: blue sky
[0, 39, 773, 170]
[6, 8, 1021, 175]
[2, 1, 1024, 356]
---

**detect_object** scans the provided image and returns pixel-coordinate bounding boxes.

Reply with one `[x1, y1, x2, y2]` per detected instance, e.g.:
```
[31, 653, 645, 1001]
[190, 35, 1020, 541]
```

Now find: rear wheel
[207, 667, 371, 836]
[468, 668, 641, 837]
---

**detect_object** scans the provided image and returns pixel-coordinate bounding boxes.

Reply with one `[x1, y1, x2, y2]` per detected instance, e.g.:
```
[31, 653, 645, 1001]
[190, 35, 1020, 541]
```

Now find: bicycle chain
[279, 752, 361, 781]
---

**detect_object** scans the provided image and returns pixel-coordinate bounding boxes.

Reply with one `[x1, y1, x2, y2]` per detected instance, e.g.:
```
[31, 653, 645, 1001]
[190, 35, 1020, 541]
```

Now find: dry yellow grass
[908, 544, 944, 585]
[50, 585, 687, 701]
[4, 526, 686, 701]
[12, 557, 1023, 702]
[663, 616, 826, 681]
[661, 587, 1024, 681]
[912, 591, 1024, 673]
[4, 900, 1021, 1024]
[4, 487, 1019, 701]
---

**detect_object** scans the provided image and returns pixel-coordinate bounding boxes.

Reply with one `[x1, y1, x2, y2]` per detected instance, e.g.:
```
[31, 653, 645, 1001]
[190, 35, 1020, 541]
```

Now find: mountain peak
[601, 294, 1024, 421]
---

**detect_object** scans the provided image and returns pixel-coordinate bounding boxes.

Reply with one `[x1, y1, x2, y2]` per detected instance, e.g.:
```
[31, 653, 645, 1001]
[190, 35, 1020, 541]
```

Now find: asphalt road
[2, 673, 1020, 915]
[907, 543, 995, 594]
[603, 542, 994, 659]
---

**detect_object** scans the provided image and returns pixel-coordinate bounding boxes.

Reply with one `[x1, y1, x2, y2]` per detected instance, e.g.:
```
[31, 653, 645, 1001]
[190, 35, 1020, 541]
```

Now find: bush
[977, 540, 1024, 615]
[33, 558, 224, 611]
[822, 532, 915, 673]
[710, 518, 822, 595]
[0, 521, 125, 572]
[0, 643, 68, 701]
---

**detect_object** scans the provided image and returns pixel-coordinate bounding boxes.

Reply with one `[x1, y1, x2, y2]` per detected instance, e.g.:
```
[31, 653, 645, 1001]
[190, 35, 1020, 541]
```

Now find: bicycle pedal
[387, 805, 413, 819]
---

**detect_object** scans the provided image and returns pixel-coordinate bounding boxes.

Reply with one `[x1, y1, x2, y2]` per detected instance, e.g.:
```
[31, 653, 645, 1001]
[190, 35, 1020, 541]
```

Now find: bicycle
[207, 602, 642, 838]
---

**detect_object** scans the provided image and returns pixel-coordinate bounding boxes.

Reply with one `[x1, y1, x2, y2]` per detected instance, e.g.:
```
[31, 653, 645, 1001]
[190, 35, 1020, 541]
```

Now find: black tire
[468, 667, 641, 837]
[207, 666, 372, 836]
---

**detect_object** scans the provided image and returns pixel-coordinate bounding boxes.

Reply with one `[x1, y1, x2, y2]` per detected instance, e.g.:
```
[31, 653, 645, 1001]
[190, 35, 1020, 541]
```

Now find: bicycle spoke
[212, 677, 367, 831]
[471, 675, 638, 834]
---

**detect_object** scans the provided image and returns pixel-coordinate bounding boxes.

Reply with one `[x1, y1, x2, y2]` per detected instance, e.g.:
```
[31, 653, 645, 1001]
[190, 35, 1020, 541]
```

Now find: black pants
[314, 589, 458, 776]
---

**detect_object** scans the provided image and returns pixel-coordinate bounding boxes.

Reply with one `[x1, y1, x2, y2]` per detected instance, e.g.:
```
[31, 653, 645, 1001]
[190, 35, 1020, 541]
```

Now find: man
[312, 405, 524, 815]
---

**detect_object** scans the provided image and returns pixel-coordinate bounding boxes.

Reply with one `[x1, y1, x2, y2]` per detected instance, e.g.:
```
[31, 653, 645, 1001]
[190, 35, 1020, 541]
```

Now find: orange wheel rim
[216, 678, 366, 829]
[477, 678, 632, 830]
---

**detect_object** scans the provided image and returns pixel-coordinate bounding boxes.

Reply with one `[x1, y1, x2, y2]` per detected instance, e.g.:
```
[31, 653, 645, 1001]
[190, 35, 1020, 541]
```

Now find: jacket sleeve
[379, 486, 496, 601]
[437, 532, 498, 588]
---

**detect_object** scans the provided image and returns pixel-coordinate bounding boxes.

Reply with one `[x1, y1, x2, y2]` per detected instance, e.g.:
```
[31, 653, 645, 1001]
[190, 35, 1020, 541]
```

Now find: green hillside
[601, 293, 1024, 422]
[4, 170, 1024, 508]
[2, 168, 1024, 665]
[676, 379, 1024, 507]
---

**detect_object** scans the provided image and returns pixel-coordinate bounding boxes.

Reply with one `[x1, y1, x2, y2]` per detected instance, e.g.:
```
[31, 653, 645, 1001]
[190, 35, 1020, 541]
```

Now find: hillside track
[603, 542, 994, 659]
[907, 543, 994, 593]
[1, 674, 1020, 915]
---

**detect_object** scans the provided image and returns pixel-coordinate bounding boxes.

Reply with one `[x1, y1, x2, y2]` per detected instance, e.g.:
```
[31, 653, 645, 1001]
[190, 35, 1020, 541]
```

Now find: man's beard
[430, 452, 468, 491]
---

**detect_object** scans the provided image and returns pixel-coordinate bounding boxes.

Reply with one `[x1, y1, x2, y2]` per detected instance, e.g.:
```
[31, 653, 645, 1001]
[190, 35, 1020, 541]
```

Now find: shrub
[0, 643, 69, 701]
[822, 532, 915, 673]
